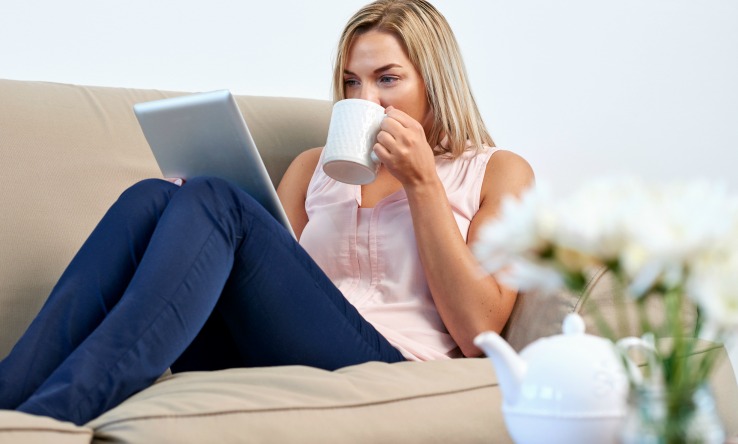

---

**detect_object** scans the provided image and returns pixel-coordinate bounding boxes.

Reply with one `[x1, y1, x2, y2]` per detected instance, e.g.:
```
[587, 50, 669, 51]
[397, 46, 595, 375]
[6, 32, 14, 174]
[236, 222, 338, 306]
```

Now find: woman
[0, 0, 533, 426]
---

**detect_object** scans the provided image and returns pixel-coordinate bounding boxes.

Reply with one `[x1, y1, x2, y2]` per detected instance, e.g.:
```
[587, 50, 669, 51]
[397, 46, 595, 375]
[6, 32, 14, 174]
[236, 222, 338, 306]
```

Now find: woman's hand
[373, 106, 436, 187]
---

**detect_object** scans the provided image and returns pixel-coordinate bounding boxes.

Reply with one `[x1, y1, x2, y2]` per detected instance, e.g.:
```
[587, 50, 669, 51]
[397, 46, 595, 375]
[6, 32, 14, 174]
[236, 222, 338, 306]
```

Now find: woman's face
[343, 30, 433, 134]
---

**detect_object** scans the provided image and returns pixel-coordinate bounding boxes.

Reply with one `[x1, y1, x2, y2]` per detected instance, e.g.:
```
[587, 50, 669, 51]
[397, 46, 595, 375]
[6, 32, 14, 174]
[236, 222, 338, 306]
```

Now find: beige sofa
[0, 78, 736, 443]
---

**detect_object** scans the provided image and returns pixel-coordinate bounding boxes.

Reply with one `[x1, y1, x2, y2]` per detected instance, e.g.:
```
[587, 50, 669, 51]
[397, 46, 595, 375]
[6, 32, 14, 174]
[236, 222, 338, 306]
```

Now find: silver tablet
[133, 90, 295, 238]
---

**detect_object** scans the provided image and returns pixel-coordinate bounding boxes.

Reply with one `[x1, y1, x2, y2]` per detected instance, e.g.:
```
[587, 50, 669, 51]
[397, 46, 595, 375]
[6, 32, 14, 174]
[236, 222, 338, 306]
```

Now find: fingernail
[174, 178, 183, 186]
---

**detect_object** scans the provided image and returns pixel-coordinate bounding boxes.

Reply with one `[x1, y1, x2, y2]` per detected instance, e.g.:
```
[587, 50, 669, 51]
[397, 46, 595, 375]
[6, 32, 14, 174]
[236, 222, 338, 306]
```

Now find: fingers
[383, 106, 421, 129]
[372, 142, 389, 162]
[376, 114, 415, 152]
[376, 127, 395, 148]
[373, 106, 428, 163]
[371, 124, 408, 163]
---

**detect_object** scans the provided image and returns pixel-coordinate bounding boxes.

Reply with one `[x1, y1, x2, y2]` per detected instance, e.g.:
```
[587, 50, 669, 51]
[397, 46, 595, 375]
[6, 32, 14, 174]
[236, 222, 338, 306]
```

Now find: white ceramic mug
[322, 99, 385, 185]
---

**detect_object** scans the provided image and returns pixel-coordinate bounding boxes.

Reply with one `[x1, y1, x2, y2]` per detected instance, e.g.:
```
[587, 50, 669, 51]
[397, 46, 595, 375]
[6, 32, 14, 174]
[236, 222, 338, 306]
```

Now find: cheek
[408, 82, 430, 120]
[406, 95, 432, 125]
[385, 87, 428, 122]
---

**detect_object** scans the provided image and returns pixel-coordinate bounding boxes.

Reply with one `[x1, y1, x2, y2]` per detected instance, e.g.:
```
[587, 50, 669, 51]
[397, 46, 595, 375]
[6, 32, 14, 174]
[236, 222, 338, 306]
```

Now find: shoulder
[481, 149, 535, 205]
[291, 147, 323, 172]
[277, 147, 323, 195]
[277, 147, 324, 239]
[486, 149, 534, 179]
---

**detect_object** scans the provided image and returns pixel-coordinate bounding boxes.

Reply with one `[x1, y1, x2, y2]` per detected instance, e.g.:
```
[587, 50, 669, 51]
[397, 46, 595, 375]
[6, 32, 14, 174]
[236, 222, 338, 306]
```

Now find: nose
[358, 86, 380, 105]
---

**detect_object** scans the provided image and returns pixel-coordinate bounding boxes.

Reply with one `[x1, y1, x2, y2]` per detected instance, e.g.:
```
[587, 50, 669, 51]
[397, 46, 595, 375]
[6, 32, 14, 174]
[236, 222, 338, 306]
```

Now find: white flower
[687, 250, 738, 330]
[624, 180, 737, 297]
[473, 184, 552, 274]
[473, 174, 738, 396]
[497, 258, 564, 293]
[473, 176, 738, 333]
[622, 180, 735, 277]
[548, 177, 641, 260]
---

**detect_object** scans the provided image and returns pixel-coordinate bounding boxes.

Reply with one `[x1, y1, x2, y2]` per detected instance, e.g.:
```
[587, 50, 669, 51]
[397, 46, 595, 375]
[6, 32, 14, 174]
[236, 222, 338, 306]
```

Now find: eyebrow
[343, 63, 403, 76]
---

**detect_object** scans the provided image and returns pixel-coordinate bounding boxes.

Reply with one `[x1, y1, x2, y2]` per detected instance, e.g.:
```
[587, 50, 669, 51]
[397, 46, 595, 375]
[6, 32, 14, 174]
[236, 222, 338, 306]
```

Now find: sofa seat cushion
[0, 410, 92, 444]
[87, 358, 509, 443]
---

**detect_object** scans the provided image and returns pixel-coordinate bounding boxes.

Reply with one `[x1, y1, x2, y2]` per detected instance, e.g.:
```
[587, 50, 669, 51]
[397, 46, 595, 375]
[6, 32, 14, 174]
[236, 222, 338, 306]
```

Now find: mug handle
[369, 114, 388, 165]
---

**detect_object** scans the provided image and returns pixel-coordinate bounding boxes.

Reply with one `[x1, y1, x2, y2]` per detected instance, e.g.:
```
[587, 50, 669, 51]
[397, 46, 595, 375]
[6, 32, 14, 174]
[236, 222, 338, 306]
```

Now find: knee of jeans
[183, 176, 234, 191]
[180, 176, 266, 220]
[119, 178, 176, 199]
[115, 178, 178, 212]
[181, 176, 252, 205]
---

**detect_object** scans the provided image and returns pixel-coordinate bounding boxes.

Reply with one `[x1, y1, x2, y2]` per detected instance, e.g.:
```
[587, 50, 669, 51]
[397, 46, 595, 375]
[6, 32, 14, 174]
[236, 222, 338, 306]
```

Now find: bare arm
[276, 147, 322, 240]
[405, 150, 534, 357]
[374, 107, 534, 357]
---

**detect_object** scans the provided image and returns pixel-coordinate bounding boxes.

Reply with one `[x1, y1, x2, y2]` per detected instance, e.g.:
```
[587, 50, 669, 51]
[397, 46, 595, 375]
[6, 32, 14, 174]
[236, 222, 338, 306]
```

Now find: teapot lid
[562, 313, 585, 335]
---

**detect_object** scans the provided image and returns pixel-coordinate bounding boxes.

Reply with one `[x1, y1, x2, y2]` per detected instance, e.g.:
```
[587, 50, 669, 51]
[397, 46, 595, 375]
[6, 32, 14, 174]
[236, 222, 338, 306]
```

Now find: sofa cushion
[502, 266, 653, 351]
[87, 358, 510, 443]
[0, 79, 331, 359]
[0, 411, 92, 444]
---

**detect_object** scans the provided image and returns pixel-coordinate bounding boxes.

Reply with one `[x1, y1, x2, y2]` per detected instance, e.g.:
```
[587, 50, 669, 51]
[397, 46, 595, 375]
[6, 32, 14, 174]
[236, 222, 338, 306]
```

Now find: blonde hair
[332, 0, 494, 157]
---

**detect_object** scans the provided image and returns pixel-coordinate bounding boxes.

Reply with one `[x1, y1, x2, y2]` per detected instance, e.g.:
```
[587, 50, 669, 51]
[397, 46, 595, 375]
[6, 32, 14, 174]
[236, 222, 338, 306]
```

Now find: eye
[344, 78, 360, 88]
[379, 75, 399, 85]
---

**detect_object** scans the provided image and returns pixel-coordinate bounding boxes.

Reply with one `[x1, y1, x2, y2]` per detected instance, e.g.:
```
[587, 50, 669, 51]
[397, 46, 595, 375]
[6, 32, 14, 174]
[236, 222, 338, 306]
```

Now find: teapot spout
[474, 331, 526, 405]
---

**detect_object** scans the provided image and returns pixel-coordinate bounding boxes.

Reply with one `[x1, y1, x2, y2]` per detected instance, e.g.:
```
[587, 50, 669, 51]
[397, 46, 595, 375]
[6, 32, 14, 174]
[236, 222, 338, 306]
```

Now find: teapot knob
[562, 313, 585, 335]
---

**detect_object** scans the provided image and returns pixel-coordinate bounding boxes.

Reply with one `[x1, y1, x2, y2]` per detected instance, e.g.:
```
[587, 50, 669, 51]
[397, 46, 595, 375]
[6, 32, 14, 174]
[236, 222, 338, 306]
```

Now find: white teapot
[474, 313, 629, 444]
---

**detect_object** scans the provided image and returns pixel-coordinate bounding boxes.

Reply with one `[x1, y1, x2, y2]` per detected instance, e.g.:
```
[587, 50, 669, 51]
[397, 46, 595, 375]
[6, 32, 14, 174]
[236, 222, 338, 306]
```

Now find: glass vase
[620, 383, 725, 444]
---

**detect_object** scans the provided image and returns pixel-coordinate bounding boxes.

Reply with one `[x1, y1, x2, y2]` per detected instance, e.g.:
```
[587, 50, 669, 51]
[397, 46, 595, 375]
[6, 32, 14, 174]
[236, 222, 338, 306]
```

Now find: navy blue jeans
[0, 177, 404, 425]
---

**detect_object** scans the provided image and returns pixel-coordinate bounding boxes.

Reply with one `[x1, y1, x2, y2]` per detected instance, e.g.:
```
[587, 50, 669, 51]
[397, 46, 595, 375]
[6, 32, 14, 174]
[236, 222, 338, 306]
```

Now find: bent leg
[15, 176, 403, 425]
[0, 179, 179, 409]
[170, 180, 405, 371]
[15, 177, 260, 424]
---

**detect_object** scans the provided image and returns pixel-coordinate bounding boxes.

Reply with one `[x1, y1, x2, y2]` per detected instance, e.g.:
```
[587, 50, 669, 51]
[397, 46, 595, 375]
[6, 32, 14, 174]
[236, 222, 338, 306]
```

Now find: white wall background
[2, 1, 738, 374]
[2, 0, 737, 194]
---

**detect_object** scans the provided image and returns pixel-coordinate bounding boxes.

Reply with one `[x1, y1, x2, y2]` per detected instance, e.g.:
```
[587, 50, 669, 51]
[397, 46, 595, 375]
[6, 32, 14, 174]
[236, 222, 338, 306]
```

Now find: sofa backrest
[0, 78, 697, 356]
[501, 266, 625, 351]
[0, 79, 332, 357]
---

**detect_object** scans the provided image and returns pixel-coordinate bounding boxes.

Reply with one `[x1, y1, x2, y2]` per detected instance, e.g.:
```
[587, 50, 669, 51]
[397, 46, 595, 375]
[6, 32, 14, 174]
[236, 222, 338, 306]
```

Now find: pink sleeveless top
[299, 146, 497, 361]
